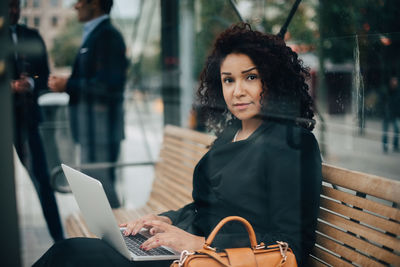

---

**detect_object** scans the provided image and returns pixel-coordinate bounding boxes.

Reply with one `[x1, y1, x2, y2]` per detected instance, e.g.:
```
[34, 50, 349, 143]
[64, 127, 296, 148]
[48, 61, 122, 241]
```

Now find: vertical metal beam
[179, 0, 194, 127]
[0, 1, 21, 265]
[161, 0, 180, 126]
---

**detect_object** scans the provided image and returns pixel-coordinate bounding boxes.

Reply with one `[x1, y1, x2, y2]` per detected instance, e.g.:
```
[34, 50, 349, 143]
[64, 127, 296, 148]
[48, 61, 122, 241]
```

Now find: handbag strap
[196, 249, 232, 267]
[204, 216, 258, 249]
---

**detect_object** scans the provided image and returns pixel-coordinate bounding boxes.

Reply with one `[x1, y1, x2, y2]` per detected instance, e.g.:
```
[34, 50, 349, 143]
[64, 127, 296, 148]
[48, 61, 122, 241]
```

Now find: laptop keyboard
[122, 232, 175, 256]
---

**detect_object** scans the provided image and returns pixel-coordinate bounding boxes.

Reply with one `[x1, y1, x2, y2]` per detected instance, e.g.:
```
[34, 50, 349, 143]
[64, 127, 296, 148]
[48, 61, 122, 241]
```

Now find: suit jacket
[11, 24, 49, 134]
[161, 120, 322, 266]
[66, 18, 127, 145]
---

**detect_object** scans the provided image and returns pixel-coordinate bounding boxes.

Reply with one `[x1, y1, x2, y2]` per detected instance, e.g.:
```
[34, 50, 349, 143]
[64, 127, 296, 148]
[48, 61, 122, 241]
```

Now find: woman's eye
[247, 74, 258, 81]
[223, 77, 233, 84]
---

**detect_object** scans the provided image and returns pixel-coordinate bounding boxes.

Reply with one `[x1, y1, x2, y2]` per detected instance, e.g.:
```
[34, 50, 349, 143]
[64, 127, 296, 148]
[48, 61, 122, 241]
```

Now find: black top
[161, 120, 322, 266]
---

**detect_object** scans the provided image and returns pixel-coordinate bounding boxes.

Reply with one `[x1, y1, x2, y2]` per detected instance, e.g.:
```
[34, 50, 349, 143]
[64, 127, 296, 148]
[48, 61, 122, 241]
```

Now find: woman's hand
[119, 214, 172, 236]
[140, 220, 205, 252]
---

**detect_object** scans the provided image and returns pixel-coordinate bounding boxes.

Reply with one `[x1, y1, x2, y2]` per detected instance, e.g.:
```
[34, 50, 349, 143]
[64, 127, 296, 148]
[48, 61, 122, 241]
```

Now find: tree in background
[50, 19, 82, 67]
[194, 0, 240, 78]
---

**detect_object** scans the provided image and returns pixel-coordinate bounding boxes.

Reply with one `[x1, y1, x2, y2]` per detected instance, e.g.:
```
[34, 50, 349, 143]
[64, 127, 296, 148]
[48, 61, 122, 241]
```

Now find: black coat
[161, 121, 322, 266]
[11, 24, 49, 133]
[66, 18, 127, 146]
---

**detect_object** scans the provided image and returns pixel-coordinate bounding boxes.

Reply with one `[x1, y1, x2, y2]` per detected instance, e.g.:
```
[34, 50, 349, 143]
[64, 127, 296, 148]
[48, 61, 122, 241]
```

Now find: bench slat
[152, 181, 192, 205]
[310, 246, 354, 267]
[75, 213, 93, 237]
[65, 215, 85, 238]
[322, 164, 400, 204]
[114, 208, 136, 224]
[156, 164, 192, 185]
[151, 187, 190, 209]
[155, 168, 192, 193]
[147, 192, 178, 211]
[316, 221, 400, 264]
[321, 185, 400, 222]
[307, 256, 330, 267]
[134, 205, 155, 216]
[319, 209, 400, 251]
[164, 135, 209, 155]
[156, 163, 193, 188]
[163, 142, 205, 162]
[161, 156, 196, 177]
[315, 233, 385, 266]
[160, 148, 200, 168]
[320, 197, 400, 235]
[146, 200, 169, 214]
[164, 125, 215, 146]
[155, 177, 192, 200]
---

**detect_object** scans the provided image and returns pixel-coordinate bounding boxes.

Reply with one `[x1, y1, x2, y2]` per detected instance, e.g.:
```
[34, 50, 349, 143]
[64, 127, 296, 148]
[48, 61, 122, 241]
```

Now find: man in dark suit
[9, 0, 64, 242]
[49, 0, 127, 208]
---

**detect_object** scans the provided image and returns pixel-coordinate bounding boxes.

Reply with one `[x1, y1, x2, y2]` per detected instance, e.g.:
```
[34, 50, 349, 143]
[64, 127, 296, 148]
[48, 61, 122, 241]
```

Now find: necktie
[10, 25, 18, 44]
[10, 26, 18, 60]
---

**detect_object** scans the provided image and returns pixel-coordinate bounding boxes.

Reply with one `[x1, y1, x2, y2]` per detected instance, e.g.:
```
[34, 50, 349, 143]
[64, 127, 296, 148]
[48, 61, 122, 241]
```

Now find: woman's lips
[233, 103, 251, 110]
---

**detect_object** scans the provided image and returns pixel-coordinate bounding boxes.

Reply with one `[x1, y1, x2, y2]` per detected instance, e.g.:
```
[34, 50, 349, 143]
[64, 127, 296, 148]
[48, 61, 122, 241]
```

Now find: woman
[34, 23, 321, 267]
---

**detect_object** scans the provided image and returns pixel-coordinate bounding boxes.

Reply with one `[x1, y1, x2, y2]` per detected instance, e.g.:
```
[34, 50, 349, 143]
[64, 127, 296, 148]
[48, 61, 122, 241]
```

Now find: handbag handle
[204, 216, 259, 249]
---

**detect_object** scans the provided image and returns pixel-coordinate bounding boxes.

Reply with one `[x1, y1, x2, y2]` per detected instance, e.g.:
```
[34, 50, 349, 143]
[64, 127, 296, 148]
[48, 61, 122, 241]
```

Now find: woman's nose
[233, 81, 245, 97]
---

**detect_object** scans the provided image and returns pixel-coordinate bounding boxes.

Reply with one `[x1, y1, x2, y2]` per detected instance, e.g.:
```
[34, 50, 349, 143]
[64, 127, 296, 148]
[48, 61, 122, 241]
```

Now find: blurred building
[20, 0, 75, 50]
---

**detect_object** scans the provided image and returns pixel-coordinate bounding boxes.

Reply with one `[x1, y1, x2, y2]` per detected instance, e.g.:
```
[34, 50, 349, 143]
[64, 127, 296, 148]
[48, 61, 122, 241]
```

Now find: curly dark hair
[196, 23, 315, 136]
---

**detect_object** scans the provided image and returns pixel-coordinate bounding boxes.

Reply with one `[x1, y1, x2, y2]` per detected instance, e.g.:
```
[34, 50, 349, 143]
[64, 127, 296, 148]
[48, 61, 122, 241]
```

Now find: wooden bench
[65, 125, 400, 266]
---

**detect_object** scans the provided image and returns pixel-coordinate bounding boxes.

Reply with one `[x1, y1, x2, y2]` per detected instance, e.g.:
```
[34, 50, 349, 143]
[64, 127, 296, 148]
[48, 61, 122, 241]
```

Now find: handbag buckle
[204, 244, 217, 251]
[255, 242, 266, 250]
[174, 250, 195, 267]
[276, 241, 288, 262]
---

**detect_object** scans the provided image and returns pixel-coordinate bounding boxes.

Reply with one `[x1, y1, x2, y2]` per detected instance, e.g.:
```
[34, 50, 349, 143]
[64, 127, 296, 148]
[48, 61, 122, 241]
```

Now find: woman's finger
[120, 214, 169, 236]
[141, 234, 165, 251]
[149, 226, 164, 235]
[132, 219, 153, 235]
[123, 221, 138, 236]
[146, 220, 174, 232]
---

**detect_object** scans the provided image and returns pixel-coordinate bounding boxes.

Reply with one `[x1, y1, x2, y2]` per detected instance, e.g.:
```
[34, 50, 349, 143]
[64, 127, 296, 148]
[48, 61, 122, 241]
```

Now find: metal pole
[161, 0, 180, 126]
[0, 1, 21, 265]
[278, 0, 302, 39]
[228, 0, 245, 22]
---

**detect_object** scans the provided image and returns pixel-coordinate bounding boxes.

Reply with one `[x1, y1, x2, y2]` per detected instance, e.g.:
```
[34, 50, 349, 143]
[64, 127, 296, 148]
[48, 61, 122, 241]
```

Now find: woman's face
[220, 53, 263, 123]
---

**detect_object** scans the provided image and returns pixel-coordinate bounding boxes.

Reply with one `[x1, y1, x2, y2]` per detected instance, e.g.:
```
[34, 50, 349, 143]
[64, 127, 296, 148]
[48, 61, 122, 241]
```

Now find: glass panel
[232, 0, 400, 180]
[11, 0, 400, 264]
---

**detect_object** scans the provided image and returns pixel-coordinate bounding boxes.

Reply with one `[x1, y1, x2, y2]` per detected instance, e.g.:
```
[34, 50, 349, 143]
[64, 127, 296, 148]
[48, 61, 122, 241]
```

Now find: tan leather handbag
[171, 216, 298, 267]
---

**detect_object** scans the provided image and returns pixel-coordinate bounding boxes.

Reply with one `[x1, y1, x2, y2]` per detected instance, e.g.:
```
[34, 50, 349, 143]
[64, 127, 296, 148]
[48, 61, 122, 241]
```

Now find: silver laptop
[61, 164, 180, 261]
